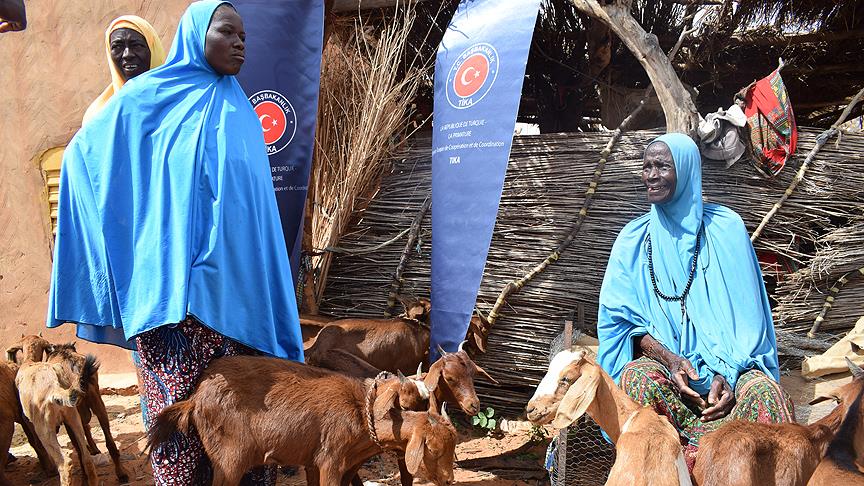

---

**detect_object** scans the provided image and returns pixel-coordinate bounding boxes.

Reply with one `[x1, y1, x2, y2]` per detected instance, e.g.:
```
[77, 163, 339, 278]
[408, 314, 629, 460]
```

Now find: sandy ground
[5, 374, 550, 486]
[3, 370, 851, 486]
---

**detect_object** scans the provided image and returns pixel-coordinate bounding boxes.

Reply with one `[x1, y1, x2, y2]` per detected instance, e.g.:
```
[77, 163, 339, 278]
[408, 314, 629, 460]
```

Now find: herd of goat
[0, 297, 862, 486]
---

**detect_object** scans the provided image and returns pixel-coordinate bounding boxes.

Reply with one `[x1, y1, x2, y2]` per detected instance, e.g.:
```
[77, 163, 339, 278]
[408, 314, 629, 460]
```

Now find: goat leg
[32, 420, 65, 485]
[396, 457, 414, 486]
[17, 414, 55, 476]
[81, 419, 100, 456]
[89, 386, 129, 482]
[316, 350, 383, 379]
[0, 419, 13, 486]
[62, 410, 99, 486]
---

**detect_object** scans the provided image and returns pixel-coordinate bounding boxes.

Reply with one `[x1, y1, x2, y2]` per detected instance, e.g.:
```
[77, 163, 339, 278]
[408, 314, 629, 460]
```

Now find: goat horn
[436, 344, 448, 357]
[397, 369, 407, 383]
[457, 340, 467, 353]
[441, 402, 449, 421]
[416, 362, 423, 377]
[846, 357, 864, 379]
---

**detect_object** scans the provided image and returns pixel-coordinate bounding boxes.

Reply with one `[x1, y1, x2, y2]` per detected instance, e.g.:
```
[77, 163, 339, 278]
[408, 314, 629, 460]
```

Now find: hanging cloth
[744, 62, 798, 177]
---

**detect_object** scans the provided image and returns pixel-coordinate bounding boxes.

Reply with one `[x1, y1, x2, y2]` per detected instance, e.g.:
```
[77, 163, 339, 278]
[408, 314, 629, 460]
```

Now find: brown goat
[807, 359, 864, 485]
[694, 359, 864, 486]
[147, 356, 457, 486]
[527, 347, 691, 486]
[0, 361, 54, 485]
[16, 353, 100, 486]
[6, 334, 54, 364]
[48, 344, 129, 483]
[305, 298, 432, 376]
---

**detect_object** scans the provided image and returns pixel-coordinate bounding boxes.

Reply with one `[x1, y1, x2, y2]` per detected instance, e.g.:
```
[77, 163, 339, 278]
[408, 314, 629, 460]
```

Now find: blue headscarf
[597, 133, 778, 394]
[47, 1, 304, 361]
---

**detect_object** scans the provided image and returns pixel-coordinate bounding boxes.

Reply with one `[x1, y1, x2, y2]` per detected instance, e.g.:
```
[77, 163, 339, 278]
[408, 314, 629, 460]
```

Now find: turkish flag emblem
[254, 101, 287, 145]
[453, 53, 489, 98]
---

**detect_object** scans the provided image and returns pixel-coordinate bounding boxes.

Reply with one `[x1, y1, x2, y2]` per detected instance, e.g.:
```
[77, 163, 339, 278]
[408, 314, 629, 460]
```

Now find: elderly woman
[597, 133, 794, 470]
[83, 15, 166, 123]
[47, 2, 302, 484]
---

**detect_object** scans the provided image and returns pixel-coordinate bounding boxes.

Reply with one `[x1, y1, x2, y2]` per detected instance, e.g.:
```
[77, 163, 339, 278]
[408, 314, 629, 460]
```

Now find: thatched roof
[339, 0, 864, 131]
[317, 128, 864, 415]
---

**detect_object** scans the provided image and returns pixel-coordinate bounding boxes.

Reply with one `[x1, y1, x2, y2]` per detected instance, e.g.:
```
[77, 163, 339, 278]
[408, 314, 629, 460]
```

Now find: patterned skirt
[136, 318, 277, 486]
[620, 357, 795, 472]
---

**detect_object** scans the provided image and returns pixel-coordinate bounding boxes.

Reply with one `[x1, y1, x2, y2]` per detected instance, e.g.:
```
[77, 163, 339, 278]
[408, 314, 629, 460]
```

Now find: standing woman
[48, 2, 303, 484]
[83, 15, 166, 124]
[82, 15, 167, 426]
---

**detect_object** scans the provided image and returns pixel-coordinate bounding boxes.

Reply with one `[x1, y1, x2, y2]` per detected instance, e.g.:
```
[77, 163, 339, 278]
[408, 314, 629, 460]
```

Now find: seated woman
[597, 133, 793, 470]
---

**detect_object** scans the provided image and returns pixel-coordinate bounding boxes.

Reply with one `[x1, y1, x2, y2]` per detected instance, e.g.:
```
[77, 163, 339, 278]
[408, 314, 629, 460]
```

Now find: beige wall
[0, 1, 190, 372]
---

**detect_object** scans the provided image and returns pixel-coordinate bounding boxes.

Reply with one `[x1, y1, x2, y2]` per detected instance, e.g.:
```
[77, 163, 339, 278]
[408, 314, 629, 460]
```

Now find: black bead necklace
[647, 224, 703, 319]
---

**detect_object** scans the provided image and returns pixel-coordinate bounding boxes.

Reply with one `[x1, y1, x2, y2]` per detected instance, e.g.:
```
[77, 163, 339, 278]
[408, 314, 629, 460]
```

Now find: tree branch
[569, 0, 699, 135]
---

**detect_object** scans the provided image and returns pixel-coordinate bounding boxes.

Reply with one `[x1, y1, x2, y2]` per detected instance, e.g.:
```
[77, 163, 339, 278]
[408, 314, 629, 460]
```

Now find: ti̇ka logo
[446, 42, 499, 110]
[249, 90, 297, 155]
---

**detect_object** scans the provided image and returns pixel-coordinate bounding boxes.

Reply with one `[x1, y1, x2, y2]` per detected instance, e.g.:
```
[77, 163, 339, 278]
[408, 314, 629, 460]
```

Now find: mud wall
[0, 1, 189, 371]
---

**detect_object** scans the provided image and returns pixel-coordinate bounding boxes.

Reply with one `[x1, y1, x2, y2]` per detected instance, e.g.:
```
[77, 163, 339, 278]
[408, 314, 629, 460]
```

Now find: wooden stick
[751, 87, 864, 243]
[807, 265, 864, 338]
[385, 196, 431, 316]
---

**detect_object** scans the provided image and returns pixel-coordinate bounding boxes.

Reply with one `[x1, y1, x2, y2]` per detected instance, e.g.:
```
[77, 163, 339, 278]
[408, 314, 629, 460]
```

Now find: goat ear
[846, 357, 864, 380]
[424, 363, 443, 392]
[551, 364, 601, 429]
[474, 363, 499, 385]
[6, 346, 21, 363]
[405, 430, 426, 475]
[809, 393, 839, 406]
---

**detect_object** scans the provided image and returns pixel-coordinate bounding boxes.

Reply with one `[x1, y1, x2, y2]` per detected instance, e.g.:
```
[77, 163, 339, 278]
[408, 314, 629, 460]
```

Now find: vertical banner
[430, 0, 541, 359]
[234, 0, 325, 278]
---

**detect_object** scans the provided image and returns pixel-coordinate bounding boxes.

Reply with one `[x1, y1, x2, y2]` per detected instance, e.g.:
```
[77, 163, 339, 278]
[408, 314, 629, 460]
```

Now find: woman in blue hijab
[597, 133, 794, 471]
[48, 2, 302, 483]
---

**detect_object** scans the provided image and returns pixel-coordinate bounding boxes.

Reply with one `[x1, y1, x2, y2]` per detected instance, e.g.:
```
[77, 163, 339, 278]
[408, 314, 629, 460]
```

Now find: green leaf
[471, 416, 480, 426]
[486, 407, 495, 417]
[479, 416, 488, 428]
[487, 419, 497, 429]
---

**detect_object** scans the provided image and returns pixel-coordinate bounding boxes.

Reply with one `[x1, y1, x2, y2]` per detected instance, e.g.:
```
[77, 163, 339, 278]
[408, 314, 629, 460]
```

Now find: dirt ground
[5, 377, 551, 486]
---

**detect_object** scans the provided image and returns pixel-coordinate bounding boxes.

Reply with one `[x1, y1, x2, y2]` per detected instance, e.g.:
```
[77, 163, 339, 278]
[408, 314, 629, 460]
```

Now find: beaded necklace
[647, 223, 703, 319]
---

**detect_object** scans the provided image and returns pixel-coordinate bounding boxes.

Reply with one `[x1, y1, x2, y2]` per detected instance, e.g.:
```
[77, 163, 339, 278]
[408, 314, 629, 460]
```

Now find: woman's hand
[702, 374, 734, 421]
[667, 355, 706, 407]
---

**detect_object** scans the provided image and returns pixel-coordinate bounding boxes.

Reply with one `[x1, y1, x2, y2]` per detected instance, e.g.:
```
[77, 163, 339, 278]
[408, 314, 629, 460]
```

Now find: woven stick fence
[319, 128, 864, 415]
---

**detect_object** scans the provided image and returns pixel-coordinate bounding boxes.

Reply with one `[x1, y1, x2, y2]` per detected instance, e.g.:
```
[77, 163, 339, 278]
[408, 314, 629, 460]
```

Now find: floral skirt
[620, 356, 795, 472]
[136, 318, 276, 486]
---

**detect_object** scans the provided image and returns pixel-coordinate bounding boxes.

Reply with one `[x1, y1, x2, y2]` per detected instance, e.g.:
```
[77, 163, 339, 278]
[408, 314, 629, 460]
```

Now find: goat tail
[145, 400, 195, 457]
[80, 354, 100, 389]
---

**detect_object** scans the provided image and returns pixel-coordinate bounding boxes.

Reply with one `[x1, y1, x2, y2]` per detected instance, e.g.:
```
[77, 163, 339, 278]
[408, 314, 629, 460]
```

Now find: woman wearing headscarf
[597, 133, 794, 471]
[82, 14, 167, 428]
[48, 2, 303, 484]
[83, 15, 166, 124]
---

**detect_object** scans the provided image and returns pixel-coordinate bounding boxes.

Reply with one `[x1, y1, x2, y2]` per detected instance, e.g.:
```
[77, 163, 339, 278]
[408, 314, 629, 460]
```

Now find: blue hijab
[47, 1, 304, 361]
[597, 133, 778, 394]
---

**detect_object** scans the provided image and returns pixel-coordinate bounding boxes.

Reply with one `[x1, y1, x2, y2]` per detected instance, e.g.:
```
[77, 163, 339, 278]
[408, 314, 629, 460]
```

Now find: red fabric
[744, 69, 797, 177]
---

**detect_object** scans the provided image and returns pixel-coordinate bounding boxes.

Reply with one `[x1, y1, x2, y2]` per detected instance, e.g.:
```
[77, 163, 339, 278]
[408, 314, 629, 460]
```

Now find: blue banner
[234, 0, 324, 278]
[430, 0, 541, 360]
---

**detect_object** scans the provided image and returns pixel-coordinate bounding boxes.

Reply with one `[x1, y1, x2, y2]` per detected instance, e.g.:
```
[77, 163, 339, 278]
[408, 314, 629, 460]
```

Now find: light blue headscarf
[597, 133, 778, 394]
[47, 1, 304, 361]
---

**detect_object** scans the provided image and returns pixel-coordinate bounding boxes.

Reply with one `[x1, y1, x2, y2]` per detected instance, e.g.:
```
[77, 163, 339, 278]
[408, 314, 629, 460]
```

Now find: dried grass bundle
[308, 1, 431, 306]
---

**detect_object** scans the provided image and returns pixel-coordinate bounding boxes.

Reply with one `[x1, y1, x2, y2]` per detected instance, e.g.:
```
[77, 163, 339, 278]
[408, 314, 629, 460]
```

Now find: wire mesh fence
[545, 332, 616, 486]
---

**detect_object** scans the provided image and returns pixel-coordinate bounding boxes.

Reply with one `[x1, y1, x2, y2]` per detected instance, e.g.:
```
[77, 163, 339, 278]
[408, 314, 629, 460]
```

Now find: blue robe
[597, 133, 778, 394]
[47, 0, 304, 362]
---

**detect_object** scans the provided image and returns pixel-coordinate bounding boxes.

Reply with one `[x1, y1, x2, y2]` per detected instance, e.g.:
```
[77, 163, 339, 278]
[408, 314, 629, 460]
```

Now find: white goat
[527, 346, 691, 486]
